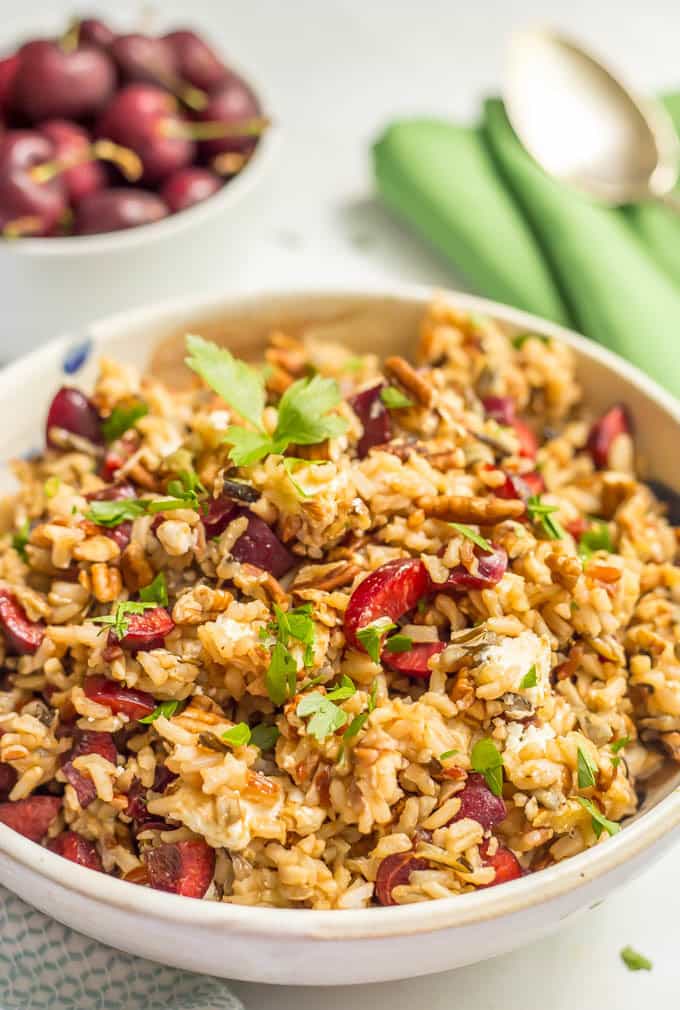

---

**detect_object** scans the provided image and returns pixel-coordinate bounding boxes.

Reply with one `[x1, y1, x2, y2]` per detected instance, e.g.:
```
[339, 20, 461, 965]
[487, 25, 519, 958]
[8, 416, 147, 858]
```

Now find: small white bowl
[0, 286, 679, 986]
[0, 17, 278, 358]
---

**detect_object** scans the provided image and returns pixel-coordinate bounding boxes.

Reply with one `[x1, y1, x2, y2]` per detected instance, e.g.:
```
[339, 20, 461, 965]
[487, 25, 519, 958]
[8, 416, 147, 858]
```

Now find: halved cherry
[495, 470, 544, 501]
[349, 383, 392, 459]
[202, 501, 295, 579]
[0, 762, 17, 800]
[586, 404, 632, 470]
[440, 546, 507, 591]
[480, 840, 522, 887]
[0, 795, 61, 841]
[0, 589, 45, 655]
[382, 641, 445, 678]
[48, 830, 102, 871]
[60, 730, 117, 808]
[109, 607, 175, 652]
[513, 419, 538, 459]
[146, 839, 215, 898]
[566, 515, 588, 540]
[482, 396, 537, 459]
[83, 675, 156, 720]
[451, 773, 506, 830]
[46, 386, 103, 448]
[344, 558, 430, 651]
[375, 852, 429, 906]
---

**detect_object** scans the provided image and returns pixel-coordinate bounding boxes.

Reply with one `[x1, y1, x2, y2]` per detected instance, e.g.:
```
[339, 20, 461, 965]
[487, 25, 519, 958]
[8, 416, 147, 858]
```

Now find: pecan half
[384, 356, 433, 407]
[416, 494, 525, 524]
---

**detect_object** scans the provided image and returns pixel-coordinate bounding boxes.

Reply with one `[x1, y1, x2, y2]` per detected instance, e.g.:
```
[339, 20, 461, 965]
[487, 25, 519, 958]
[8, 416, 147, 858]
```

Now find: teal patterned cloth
[0, 886, 242, 1010]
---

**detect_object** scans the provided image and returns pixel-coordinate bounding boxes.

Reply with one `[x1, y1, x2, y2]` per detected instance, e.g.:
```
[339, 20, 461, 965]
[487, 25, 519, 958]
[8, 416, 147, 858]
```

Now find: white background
[2, 0, 679, 1003]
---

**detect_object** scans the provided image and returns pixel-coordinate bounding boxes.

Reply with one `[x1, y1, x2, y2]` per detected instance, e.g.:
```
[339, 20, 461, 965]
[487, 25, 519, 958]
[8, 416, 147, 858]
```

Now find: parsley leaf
[250, 723, 280, 750]
[11, 519, 30, 561]
[368, 679, 378, 712]
[577, 747, 598, 789]
[578, 519, 613, 561]
[519, 665, 538, 689]
[102, 400, 148, 443]
[166, 469, 206, 511]
[356, 616, 397, 663]
[380, 386, 413, 409]
[449, 522, 493, 552]
[512, 332, 549, 349]
[296, 691, 348, 741]
[575, 796, 621, 837]
[44, 476, 61, 499]
[439, 749, 459, 761]
[620, 946, 652, 972]
[384, 633, 413, 654]
[610, 736, 630, 754]
[265, 640, 298, 706]
[274, 375, 348, 447]
[471, 738, 504, 796]
[139, 572, 168, 607]
[92, 600, 156, 640]
[139, 699, 181, 724]
[225, 427, 274, 467]
[326, 674, 356, 701]
[185, 334, 266, 431]
[222, 722, 251, 747]
[85, 499, 149, 527]
[343, 712, 368, 739]
[527, 495, 564, 540]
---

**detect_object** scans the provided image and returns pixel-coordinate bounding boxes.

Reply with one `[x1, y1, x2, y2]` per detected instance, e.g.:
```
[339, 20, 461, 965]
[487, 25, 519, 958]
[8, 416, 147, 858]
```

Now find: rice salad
[0, 299, 677, 909]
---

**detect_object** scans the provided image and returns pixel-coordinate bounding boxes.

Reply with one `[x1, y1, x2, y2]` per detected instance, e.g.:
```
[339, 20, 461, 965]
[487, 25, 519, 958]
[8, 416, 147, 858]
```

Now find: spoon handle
[656, 190, 680, 216]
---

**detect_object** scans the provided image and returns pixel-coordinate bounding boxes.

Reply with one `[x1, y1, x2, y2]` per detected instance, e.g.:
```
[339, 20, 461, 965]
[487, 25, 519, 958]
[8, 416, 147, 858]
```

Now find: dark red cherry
[11, 40, 116, 123]
[195, 73, 261, 155]
[79, 18, 117, 49]
[160, 166, 221, 212]
[109, 33, 176, 87]
[46, 386, 103, 446]
[0, 130, 66, 236]
[163, 30, 227, 92]
[38, 120, 106, 205]
[147, 839, 215, 898]
[74, 187, 169, 235]
[0, 55, 19, 117]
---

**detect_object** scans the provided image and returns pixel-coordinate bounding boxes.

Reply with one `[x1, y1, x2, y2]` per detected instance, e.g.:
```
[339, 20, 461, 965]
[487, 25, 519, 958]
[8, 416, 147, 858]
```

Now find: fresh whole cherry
[79, 18, 117, 49]
[160, 166, 222, 212]
[0, 55, 19, 117]
[163, 30, 228, 92]
[195, 73, 262, 155]
[38, 120, 106, 205]
[11, 39, 116, 123]
[0, 130, 66, 236]
[74, 188, 169, 235]
[109, 33, 176, 88]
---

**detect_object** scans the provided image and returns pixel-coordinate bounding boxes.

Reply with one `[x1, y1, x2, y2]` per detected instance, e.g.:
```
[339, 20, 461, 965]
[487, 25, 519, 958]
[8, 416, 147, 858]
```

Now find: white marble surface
[1, 0, 679, 1002]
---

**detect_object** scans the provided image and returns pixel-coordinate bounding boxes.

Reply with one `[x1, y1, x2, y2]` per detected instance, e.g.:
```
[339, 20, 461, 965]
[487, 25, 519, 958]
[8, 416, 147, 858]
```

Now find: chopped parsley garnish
[519, 665, 538, 689]
[439, 749, 459, 761]
[86, 495, 195, 527]
[577, 746, 598, 789]
[471, 738, 504, 796]
[166, 469, 207, 510]
[92, 600, 156, 639]
[250, 723, 280, 750]
[343, 712, 368, 739]
[527, 495, 565, 540]
[380, 386, 413, 409]
[356, 616, 397, 663]
[610, 735, 630, 768]
[262, 602, 317, 704]
[265, 641, 299, 707]
[575, 796, 620, 837]
[620, 946, 652, 972]
[326, 674, 356, 702]
[368, 679, 378, 711]
[102, 400, 149, 443]
[384, 633, 413, 654]
[578, 519, 613, 561]
[222, 722, 252, 747]
[449, 522, 493, 552]
[139, 699, 182, 724]
[512, 332, 549, 349]
[185, 334, 348, 467]
[282, 457, 322, 498]
[297, 690, 350, 741]
[139, 572, 168, 607]
[11, 519, 30, 561]
[44, 476, 61, 499]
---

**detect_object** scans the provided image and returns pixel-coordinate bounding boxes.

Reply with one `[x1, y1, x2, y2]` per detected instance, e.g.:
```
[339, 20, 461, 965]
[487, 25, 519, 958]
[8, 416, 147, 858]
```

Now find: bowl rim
[1, 283, 680, 941]
[1, 53, 278, 258]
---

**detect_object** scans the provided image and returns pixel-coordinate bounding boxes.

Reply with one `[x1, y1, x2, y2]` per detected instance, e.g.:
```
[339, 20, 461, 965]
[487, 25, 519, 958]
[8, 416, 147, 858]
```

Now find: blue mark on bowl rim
[62, 339, 92, 375]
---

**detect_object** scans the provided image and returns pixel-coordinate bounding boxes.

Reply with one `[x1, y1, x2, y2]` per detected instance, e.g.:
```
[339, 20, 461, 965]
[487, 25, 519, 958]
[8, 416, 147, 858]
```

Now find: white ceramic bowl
[0, 14, 278, 358]
[0, 287, 679, 987]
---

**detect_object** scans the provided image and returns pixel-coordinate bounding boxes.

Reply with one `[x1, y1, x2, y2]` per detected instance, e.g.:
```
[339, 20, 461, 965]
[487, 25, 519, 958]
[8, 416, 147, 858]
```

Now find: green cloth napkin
[373, 95, 680, 397]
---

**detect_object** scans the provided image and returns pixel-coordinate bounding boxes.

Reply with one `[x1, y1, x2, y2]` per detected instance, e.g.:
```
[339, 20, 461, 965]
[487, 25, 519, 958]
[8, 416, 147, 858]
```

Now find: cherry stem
[212, 151, 250, 176]
[162, 116, 270, 141]
[30, 141, 143, 184]
[3, 216, 43, 239]
[60, 18, 80, 54]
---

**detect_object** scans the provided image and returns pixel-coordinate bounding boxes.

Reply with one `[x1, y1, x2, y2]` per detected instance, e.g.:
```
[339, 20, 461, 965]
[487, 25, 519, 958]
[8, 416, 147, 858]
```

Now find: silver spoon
[504, 28, 680, 213]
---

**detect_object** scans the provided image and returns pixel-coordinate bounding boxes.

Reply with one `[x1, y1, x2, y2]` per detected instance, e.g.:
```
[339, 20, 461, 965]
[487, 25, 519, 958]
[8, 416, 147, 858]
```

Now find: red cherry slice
[83, 675, 156, 720]
[513, 419, 538, 459]
[586, 404, 632, 470]
[60, 730, 117, 808]
[46, 386, 103, 448]
[0, 589, 45, 655]
[480, 841, 522, 887]
[48, 830, 102, 871]
[375, 852, 429, 906]
[482, 396, 537, 459]
[349, 383, 392, 459]
[108, 607, 175, 652]
[382, 641, 445, 678]
[440, 546, 507, 591]
[0, 762, 18, 800]
[451, 773, 506, 829]
[202, 501, 295, 579]
[146, 839, 215, 898]
[0, 795, 61, 842]
[344, 558, 430, 650]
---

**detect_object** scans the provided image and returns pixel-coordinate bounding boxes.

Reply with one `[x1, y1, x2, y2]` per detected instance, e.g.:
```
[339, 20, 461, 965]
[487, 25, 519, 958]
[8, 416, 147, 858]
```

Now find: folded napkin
[0, 886, 241, 1010]
[373, 93, 680, 397]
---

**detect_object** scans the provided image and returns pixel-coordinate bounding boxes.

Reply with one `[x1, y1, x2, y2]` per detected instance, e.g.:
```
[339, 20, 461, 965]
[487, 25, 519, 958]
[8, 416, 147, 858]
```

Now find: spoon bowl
[505, 29, 680, 206]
